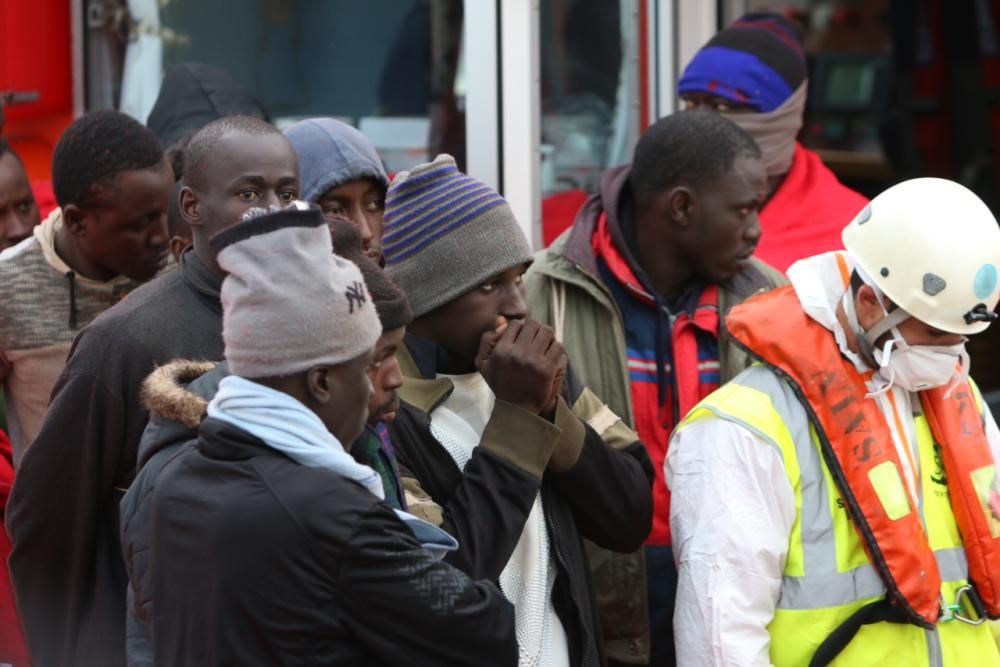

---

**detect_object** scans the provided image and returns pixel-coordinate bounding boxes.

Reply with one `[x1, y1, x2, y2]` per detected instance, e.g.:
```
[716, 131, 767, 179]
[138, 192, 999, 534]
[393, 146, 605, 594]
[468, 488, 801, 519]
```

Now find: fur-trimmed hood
[137, 360, 230, 469]
[141, 360, 218, 427]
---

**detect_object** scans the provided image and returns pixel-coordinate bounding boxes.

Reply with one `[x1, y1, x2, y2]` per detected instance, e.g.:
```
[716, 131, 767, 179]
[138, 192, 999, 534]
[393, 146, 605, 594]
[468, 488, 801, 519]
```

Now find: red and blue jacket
[592, 212, 720, 547]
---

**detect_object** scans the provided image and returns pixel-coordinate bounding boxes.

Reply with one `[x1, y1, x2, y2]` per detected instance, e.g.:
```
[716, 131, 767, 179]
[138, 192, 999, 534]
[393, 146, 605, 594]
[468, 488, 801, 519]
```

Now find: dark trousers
[645, 545, 677, 667]
[606, 546, 678, 667]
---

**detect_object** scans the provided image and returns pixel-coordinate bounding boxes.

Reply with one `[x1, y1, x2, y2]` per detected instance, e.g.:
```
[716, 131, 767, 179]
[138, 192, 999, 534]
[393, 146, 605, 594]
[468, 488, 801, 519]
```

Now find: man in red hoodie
[678, 12, 868, 273]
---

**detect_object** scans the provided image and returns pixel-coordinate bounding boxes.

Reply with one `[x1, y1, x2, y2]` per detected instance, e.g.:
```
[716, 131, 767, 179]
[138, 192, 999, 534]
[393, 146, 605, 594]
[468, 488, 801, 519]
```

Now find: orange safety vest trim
[725, 285, 1000, 626]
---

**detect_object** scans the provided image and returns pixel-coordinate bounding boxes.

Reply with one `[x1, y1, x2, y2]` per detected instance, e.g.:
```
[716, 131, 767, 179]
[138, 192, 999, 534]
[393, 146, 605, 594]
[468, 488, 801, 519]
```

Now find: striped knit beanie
[382, 154, 533, 318]
[678, 13, 806, 113]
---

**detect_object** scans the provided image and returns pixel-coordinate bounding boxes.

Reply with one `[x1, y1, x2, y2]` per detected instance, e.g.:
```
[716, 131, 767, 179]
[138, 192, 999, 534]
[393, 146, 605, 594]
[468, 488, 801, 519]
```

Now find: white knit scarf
[207, 375, 385, 499]
[429, 372, 569, 667]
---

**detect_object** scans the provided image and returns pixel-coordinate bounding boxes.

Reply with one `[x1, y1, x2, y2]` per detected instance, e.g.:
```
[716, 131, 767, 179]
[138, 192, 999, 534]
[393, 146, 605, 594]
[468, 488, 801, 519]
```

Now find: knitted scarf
[429, 372, 569, 667]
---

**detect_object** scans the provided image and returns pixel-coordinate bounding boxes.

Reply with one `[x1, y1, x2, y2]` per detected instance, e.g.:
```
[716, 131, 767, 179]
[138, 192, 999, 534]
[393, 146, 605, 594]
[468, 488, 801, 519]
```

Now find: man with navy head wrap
[679, 13, 869, 273]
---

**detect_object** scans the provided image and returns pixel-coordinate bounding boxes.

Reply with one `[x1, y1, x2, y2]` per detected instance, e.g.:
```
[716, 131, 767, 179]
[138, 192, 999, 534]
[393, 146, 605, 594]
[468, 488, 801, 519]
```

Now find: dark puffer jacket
[125, 361, 517, 666]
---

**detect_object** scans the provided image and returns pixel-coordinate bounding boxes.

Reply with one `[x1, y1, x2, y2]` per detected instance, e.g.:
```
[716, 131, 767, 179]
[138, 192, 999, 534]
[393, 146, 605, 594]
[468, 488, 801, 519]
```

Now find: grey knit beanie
[211, 203, 382, 378]
[283, 118, 389, 203]
[381, 154, 533, 317]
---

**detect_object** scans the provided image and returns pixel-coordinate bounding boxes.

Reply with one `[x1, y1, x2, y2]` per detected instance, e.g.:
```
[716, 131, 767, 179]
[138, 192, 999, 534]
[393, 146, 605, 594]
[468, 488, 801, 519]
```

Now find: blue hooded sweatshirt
[283, 118, 389, 203]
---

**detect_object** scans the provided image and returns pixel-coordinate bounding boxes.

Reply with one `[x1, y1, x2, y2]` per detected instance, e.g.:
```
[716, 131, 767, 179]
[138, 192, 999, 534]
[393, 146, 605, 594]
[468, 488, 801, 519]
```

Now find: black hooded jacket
[120, 360, 517, 666]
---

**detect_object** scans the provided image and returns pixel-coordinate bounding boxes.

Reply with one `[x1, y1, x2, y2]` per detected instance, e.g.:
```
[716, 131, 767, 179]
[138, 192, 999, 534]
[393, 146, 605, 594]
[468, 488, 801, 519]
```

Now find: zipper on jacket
[664, 309, 681, 428]
[544, 505, 594, 666]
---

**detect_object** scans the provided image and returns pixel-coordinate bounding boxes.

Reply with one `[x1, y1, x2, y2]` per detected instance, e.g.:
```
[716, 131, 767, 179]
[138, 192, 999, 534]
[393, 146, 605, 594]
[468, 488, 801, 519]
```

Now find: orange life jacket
[725, 285, 1000, 626]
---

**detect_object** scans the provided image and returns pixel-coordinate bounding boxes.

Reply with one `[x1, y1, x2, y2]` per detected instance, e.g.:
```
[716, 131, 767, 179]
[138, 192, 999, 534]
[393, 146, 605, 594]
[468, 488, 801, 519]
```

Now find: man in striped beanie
[678, 12, 868, 272]
[383, 154, 655, 667]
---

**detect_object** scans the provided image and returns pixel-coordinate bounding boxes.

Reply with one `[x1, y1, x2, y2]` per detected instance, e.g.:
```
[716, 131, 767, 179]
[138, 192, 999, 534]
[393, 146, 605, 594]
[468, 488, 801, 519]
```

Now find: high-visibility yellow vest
[677, 364, 1000, 666]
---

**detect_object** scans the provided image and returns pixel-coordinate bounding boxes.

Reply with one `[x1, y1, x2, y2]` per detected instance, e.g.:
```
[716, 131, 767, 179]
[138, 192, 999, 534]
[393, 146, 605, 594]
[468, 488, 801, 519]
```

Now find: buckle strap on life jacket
[809, 598, 910, 667]
[813, 585, 990, 665]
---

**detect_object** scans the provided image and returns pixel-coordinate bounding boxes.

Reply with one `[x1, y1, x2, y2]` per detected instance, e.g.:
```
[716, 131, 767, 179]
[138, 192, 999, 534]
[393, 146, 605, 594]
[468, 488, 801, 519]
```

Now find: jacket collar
[179, 248, 224, 315]
[561, 165, 633, 274]
[551, 163, 776, 305]
[198, 416, 285, 462]
[396, 335, 454, 415]
[137, 359, 229, 468]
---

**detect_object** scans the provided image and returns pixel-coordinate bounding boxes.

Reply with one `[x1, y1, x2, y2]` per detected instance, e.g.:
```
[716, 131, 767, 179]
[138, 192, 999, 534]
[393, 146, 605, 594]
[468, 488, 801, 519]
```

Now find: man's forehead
[485, 261, 532, 281]
[702, 156, 765, 194]
[0, 151, 30, 184]
[321, 177, 382, 200]
[84, 160, 172, 202]
[682, 90, 754, 110]
[227, 172, 296, 185]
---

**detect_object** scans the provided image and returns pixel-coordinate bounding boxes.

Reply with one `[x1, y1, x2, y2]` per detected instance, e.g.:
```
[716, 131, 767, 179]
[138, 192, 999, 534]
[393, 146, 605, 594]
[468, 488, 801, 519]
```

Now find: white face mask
[874, 336, 968, 393]
[842, 282, 969, 395]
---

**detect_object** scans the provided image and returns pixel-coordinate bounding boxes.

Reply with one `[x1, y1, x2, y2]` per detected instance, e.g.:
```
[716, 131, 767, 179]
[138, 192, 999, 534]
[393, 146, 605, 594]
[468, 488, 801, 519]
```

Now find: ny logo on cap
[346, 281, 367, 314]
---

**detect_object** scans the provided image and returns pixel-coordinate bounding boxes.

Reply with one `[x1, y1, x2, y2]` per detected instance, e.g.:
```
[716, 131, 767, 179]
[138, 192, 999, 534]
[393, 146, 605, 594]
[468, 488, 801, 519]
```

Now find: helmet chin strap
[863, 307, 911, 352]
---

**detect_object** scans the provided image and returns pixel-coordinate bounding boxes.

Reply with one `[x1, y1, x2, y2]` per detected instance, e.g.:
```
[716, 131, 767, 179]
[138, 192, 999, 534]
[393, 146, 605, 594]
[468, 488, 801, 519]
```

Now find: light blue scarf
[208, 375, 459, 558]
[207, 375, 385, 499]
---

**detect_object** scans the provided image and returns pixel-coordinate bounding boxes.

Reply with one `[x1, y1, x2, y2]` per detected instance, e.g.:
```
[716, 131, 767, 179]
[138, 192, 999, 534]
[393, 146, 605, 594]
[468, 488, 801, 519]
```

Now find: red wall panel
[0, 0, 74, 181]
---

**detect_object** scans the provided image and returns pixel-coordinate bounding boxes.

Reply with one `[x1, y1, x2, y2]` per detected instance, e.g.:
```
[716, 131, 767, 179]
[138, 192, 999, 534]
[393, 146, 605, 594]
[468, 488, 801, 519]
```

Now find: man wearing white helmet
[666, 178, 1000, 666]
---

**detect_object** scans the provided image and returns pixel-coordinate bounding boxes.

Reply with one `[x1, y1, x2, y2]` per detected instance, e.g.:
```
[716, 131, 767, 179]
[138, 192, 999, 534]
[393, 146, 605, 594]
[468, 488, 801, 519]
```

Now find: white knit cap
[212, 203, 382, 377]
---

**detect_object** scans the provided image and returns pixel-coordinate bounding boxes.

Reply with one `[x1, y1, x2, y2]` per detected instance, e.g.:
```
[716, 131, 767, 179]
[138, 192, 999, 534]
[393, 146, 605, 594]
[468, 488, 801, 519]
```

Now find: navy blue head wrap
[678, 13, 806, 113]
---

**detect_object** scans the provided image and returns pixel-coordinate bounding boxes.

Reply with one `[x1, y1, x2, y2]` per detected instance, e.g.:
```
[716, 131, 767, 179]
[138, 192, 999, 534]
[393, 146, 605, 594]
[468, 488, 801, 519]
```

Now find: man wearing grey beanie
[142, 204, 517, 665]
[384, 154, 655, 667]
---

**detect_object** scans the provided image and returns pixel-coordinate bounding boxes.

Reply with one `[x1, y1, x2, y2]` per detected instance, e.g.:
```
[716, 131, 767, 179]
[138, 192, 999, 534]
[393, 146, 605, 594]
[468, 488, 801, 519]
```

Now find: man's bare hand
[476, 318, 565, 417]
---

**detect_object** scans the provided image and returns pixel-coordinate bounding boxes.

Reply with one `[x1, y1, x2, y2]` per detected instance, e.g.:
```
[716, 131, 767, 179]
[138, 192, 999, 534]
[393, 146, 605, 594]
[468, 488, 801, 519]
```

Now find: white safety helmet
[842, 177, 1000, 335]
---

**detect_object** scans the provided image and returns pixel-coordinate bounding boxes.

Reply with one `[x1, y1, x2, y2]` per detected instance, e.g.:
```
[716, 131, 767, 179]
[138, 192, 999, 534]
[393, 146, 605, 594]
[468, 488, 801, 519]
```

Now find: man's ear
[667, 187, 695, 227]
[855, 284, 886, 330]
[179, 185, 202, 227]
[61, 204, 88, 237]
[306, 366, 332, 405]
[169, 236, 192, 263]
